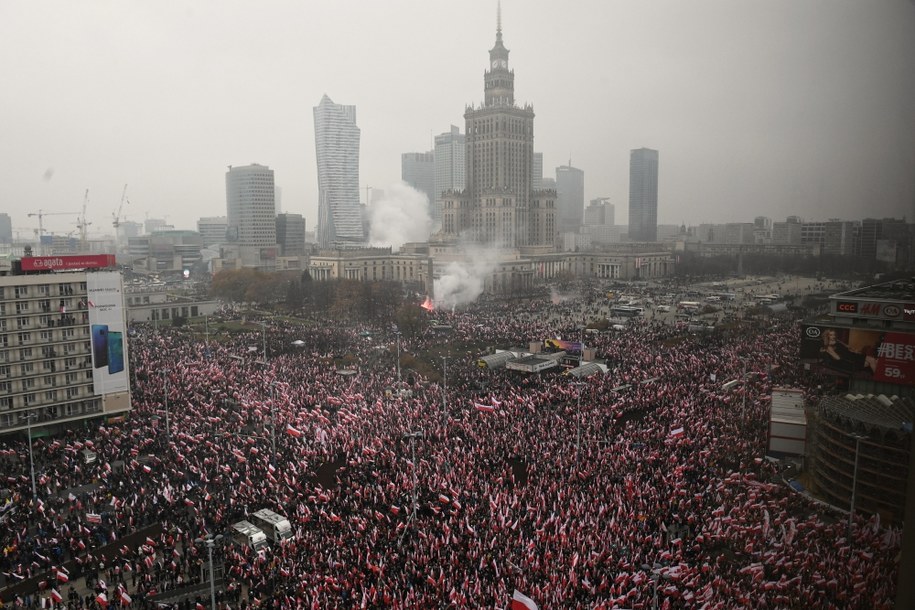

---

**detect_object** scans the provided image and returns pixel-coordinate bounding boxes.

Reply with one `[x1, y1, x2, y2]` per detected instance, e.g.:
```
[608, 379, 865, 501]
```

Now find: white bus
[677, 301, 701, 313]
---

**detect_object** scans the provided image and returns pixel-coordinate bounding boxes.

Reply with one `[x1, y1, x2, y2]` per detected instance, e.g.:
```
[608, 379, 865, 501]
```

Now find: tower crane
[27, 210, 80, 237]
[75, 189, 92, 251]
[112, 184, 128, 230]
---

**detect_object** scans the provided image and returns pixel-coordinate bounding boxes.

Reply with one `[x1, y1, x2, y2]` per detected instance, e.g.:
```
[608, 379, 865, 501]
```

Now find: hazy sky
[2, 0, 914, 239]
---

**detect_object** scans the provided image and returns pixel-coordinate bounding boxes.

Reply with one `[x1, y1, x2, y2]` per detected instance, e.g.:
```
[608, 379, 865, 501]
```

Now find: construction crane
[75, 189, 92, 251]
[112, 184, 128, 230]
[27, 210, 80, 237]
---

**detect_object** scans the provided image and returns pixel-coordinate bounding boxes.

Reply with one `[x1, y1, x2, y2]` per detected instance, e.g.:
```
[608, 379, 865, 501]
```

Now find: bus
[677, 301, 701, 313]
[610, 305, 643, 318]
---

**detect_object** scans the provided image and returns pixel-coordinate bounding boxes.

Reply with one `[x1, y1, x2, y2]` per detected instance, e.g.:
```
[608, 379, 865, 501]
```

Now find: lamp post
[441, 357, 450, 473]
[161, 370, 171, 444]
[25, 409, 37, 498]
[269, 382, 277, 463]
[260, 321, 267, 364]
[400, 431, 424, 544]
[848, 433, 868, 535]
[395, 331, 401, 384]
[197, 534, 224, 609]
[574, 381, 584, 470]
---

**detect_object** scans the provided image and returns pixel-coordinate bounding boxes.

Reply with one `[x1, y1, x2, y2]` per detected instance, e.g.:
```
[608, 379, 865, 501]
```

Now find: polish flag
[512, 590, 539, 610]
[50, 589, 63, 604]
[118, 590, 131, 606]
[669, 427, 685, 438]
[96, 592, 108, 608]
[474, 403, 495, 413]
[286, 424, 303, 438]
[86, 513, 102, 524]
[55, 571, 69, 584]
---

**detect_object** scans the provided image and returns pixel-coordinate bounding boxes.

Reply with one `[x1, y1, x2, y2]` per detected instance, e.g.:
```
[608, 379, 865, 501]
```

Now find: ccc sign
[837, 302, 858, 313]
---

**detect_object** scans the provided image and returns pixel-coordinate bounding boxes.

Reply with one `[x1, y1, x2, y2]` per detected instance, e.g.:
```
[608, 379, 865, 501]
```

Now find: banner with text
[87, 272, 129, 395]
[800, 324, 915, 386]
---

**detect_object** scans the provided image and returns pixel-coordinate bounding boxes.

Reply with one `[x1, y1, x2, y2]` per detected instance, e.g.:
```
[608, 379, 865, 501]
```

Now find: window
[22, 362, 34, 373]
[66, 387, 79, 399]
[24, 393, 36, 406]
[0, 382, 9, 393]
[14, 286, 28, 298]
[18, 332, 32, 343]
[23, 378, 35, 389]
[20, 348, 32, 359]
[45, 390, 56, 401]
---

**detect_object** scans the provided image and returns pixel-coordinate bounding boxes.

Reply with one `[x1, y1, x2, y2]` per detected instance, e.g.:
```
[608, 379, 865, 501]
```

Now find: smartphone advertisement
[87, 272, 129, 395]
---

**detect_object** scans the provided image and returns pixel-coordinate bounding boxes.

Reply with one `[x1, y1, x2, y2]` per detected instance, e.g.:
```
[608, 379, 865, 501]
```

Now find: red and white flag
[86, 513, 102, 524]
[118, 590, 131, 606]
[55, 571, 69, 584]
[96, 593, 108, 608]
[286, 424, 303, 438]
[669, 427, 685, 438]
[50, 589, 63, 604]
[512, 589, 539, 610]
[474, 403, 495, 413]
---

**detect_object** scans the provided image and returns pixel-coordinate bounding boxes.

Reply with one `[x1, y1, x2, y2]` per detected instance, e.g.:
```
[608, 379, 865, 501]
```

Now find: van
[657, 305, 671, 313]
[249, 509, 294, 542]
[231, 520, 268, 550]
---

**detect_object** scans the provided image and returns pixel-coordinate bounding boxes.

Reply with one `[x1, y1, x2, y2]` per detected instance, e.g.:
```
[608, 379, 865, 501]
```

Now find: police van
[249, 508, 294, 542]
[231, 520, 268, 550]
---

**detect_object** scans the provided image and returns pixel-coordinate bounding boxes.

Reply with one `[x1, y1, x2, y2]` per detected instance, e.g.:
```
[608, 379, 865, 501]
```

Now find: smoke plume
[368, 182, 432, 252]
[433, 243, 502, 309]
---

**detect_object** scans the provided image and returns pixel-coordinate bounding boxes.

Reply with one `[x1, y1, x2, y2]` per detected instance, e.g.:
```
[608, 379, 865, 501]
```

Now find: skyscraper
[276, 213, 306, 257]
[225, 163, 277, 268]
[197, 216, 228, 248]
[314, 94, 363, 249]
[532, 153, 543, 191]
[440, 9, 556, 247]
[0, 213, 11, 244]
[434, 126, 465, 227]
[556, 164, 584, 233]
[628, 148, 659, 242]
[402, 151, 436, 221]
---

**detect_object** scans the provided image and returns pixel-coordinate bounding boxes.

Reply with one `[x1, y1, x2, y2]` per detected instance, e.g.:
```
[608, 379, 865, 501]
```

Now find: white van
[231, 520, 268, 550]
[250, 508, 294, 542]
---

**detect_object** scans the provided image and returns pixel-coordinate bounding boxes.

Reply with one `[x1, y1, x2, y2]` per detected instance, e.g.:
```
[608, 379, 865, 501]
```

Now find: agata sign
[20, 255, 116, 271]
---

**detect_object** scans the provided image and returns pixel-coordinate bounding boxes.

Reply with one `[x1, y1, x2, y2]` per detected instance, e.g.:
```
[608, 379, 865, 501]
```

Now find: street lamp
[196, 534, 224, 609]
[260, 321, 267, 364]
[395, 330, 401, 384]
[25, 409, 37, 498]
[848, 432, 868, 535]
[269, 382, 278, 463]
[573, 381, 585, 470]
[401, 431, 424, 536]
[160, 370, 171, 444]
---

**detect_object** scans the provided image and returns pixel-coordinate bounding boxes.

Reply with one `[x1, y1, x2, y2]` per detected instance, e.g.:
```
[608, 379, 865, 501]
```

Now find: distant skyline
[1, 0, 913, 239]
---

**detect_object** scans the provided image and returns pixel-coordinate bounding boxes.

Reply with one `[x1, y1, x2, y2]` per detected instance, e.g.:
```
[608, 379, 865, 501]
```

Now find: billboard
[21, 254, 116, 271]
[801, 324, 915, 386]
[87, 272, 129, 395]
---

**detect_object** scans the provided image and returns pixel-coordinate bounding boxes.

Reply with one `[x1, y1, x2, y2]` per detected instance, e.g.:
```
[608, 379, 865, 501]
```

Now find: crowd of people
[0, 282, 903, 609]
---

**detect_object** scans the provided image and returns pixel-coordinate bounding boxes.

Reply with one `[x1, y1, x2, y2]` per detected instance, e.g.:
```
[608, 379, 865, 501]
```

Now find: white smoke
[368, 182, 432, 252]
[433, 243, 502, 309]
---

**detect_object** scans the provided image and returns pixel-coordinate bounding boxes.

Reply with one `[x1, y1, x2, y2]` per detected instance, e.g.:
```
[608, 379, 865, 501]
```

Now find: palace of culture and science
[437, 12, 557, 249]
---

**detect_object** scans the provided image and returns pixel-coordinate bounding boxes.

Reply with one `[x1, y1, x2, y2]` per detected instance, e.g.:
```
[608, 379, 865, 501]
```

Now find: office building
[0, 213, 11, 244]
[314, 94, 363, 248]
[276, 213, 306, 257]
[0, 256, 130, 434]
[225, 164, 278, 268]
[585, 198, 614, 227]
[532, 153, 543, 191]
[628, 148, 659, 242]
[197, 216, 228, 248]
[434, 126, 465, 227]
[556, 165, 585, 233]
[439, 12, 556, 247]
[402, 152, 436, 222]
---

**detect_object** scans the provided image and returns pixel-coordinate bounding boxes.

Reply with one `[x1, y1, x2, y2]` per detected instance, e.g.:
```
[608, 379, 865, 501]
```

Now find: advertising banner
[87, 272, 129, 395]
[801, 324, 915, 386]
[21, 254, 116, 271]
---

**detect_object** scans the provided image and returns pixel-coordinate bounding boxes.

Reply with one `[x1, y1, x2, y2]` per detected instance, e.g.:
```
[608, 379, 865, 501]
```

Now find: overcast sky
[2, 0, 914, 239]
